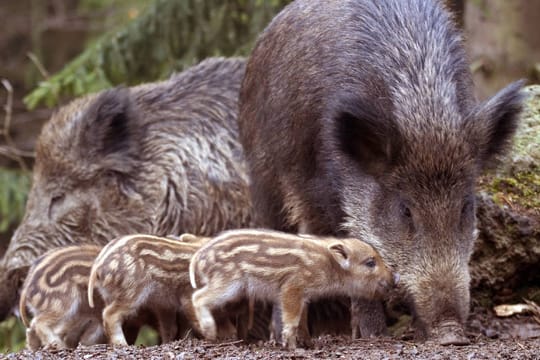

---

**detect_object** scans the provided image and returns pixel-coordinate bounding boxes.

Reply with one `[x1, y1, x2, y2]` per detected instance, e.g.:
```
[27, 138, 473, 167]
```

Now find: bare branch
[0, 146, 35, 158]
[26, 53, 50, 79]
[1, 79, 31, 171]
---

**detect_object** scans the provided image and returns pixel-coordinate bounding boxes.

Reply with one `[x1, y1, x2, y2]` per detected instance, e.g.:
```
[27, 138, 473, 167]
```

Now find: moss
[483, 170, 540, 211]
[478, 86, 540, 215]
[134, 326, 160, 346]
[511, 86, 540, 164]
[0, 317, 25, 354]
[388, 314, 412, 338]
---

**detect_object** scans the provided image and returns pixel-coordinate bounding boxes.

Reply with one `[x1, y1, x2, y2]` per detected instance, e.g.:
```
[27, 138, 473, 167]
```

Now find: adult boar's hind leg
[351, 298, 387, 338]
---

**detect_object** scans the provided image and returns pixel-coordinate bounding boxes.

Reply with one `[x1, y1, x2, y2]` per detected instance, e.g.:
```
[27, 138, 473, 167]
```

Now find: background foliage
[0, 169, 30, 233]
[24, 0, 292, 109]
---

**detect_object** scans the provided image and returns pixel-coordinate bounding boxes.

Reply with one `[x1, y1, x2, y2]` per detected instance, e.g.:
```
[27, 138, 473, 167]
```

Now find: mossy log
[471, 85, 540, 305]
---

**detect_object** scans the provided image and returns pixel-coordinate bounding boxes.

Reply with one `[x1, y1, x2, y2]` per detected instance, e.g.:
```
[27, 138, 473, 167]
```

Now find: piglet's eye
[364, 257, 376, 268]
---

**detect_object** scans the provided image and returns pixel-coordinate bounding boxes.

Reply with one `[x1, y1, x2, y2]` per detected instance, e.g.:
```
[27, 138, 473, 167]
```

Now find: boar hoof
[434, 321, 470, 346]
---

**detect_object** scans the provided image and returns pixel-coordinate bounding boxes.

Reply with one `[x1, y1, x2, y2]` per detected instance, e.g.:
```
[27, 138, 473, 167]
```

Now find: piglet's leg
[192, 286, 219, 341]
[102, 301, 130, 345]
[180, 296, 203, 337]
[297, 306, 312, 348]
[25, 325, 42, 351]
[350, 298, 361, 339]
[79, 319, 107, 346]
[270, 303, 283, 344]
[279, 285, 305, 350]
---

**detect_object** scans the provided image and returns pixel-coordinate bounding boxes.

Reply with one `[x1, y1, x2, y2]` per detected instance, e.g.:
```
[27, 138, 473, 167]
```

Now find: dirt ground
[4, 308, 540, 360]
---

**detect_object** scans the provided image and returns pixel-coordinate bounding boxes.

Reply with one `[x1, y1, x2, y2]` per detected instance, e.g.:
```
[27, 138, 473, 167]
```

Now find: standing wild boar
[238, 0, 524, 345]
[0, 57, 252, 321]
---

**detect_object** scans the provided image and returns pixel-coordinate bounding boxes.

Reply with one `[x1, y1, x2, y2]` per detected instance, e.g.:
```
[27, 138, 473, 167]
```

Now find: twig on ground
[202, 339, 244, 348]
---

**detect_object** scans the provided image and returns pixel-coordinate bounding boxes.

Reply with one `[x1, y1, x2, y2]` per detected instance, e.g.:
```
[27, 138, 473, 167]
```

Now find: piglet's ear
[179, 233, 198, 242]
[79, 87, 140, 174]
[328, 242, 351, 271]
[467, 80, 526, 168]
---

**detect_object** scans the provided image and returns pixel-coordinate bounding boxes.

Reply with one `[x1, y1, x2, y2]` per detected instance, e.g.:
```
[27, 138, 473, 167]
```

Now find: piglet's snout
[378, 272, 400, 291]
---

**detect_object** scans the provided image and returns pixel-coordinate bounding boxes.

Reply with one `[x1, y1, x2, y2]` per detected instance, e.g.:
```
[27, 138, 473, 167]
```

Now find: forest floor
[3, 307, 540, 360]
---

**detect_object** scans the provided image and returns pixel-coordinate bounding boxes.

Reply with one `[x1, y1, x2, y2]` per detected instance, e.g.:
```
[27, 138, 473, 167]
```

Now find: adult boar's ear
[328, 242, 351, 271]
[467, 80, 525, 169]
[78, 87, 141, 174]
[332, 95, 402, 176]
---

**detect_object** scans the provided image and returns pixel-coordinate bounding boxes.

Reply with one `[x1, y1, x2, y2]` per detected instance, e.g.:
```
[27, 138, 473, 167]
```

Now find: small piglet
[19, 245, 106, 350]
[88, 234, 208, 345]
[189, 229, 397, 349]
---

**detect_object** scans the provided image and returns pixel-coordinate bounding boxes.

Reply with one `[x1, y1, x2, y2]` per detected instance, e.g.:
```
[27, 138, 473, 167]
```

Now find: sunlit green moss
[0, 317, 26, 354]
[486, 171, 540, 210]
[134, 326, 160, 347]
[479, 86, 540, 213]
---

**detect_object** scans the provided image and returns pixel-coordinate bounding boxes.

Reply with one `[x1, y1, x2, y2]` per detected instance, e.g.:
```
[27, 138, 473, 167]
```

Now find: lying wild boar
[0, 57, 252, 321]
[189, 229, 396, 349]
[238, 0, 524, 345]
[19, 245, 106, 350]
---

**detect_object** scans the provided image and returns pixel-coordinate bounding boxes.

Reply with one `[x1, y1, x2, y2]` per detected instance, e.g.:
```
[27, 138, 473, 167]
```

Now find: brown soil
[3, 336, 539, 360]
[4, 308, 540, 360]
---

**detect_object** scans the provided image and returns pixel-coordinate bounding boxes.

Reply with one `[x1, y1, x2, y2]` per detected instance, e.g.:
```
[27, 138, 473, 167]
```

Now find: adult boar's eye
[460, 196, 475, 227]
[48, 194, 65, 218]
[461, 198, 474, 217]
[399, 202, 412, 219]
[399, 201, 415, 231]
